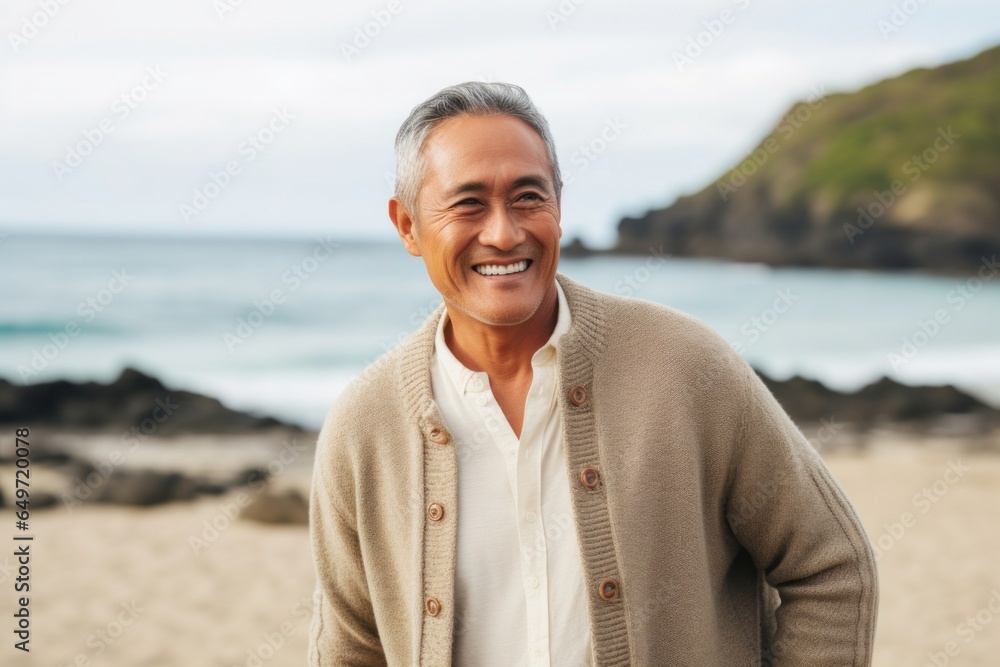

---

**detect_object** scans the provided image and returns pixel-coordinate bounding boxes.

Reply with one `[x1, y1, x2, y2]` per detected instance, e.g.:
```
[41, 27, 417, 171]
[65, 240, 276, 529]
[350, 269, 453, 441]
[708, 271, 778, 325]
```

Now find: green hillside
[614, 43, 1000, 271]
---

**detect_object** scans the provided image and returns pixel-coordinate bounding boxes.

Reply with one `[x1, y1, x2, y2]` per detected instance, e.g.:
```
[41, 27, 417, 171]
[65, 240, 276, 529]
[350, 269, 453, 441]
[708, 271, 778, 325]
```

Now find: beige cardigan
[307, 271, 878, 666]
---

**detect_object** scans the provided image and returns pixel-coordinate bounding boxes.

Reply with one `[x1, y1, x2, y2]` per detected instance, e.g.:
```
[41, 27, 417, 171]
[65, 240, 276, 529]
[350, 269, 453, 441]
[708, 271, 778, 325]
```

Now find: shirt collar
[433, 278, 572, 397]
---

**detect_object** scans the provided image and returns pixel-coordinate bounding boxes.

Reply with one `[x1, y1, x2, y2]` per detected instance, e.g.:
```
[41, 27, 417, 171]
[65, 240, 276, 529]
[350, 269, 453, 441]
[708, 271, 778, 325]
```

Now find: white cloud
[2, 0, 998, 242]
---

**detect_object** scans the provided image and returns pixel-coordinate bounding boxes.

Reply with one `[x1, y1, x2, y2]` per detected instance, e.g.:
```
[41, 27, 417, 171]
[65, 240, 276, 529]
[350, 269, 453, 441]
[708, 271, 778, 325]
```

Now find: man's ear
[389, 197, 421, 257]
[555, 190, 563, 239]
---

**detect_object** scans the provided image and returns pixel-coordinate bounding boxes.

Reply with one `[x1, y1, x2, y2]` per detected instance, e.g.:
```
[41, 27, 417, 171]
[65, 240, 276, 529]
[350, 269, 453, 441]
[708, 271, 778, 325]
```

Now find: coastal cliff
[604, 44, 1000, 272]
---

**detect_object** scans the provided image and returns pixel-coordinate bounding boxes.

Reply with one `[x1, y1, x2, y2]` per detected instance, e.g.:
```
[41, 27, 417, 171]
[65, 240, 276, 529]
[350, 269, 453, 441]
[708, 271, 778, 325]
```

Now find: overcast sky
[2, 0, 998, 246]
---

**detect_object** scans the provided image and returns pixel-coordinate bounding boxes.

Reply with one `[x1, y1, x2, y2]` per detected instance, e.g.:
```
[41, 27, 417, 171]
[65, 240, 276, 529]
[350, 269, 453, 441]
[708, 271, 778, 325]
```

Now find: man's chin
[456, 299, 540, 327]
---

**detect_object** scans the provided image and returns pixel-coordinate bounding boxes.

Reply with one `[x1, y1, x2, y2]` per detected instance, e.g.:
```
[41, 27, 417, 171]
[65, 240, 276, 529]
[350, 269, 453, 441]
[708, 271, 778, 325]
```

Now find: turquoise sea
[3, 234, 999, 430]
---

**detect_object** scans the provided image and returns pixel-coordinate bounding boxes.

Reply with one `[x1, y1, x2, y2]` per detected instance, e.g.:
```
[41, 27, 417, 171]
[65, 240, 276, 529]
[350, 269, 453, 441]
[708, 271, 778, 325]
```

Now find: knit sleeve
[307, 408, 388, 667]
[724, 357, 879, 667]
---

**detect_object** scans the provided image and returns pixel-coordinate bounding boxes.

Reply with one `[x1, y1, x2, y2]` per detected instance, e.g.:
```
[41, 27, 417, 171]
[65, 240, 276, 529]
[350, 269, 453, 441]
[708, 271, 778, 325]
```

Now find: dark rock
[91, 469, 199, 506]
[190, 481, 230, 496]
[49, 458, 98, 486]
[240, 488, 309, 525]
[66, 464, 275, 507]
[33, 450, 74, 465]
[756, 370, 1000, 431]
[0, 367, 307, 435]
[560, 236, 594, 258]
[31, 491, 61, 510]
[229, 467, 271, 489]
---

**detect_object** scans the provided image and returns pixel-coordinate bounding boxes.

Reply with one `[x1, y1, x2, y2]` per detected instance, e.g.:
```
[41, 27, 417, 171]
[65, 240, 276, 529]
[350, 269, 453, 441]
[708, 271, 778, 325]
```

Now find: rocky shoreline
[1, 366, 997, 515]
[0, 367, 307, 436]
[0, 368, 313, 520]
[5, 364, 998, 437]
[564, 44, 1000, 275]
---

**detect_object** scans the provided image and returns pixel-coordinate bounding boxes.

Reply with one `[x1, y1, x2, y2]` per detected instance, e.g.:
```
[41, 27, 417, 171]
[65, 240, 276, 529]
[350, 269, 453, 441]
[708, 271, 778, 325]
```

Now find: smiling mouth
[472, 259, 532, 276]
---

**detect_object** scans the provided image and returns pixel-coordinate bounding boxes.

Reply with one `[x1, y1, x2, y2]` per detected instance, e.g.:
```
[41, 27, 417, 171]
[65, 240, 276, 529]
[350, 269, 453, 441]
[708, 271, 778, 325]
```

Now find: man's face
[390, 113, 562, 327]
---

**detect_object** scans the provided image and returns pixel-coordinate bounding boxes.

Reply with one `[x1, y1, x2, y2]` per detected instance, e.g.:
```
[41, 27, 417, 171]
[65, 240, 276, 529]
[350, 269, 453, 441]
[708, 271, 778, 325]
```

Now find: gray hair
[392, 81, 562, 215]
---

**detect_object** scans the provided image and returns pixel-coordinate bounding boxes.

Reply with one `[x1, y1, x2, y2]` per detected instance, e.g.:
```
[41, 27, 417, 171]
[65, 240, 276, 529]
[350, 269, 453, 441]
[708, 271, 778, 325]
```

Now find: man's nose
[479, 204, 526, 250]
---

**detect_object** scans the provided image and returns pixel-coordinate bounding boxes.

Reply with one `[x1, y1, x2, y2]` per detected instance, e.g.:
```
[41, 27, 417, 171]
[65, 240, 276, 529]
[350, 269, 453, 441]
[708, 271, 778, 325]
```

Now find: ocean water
[2, 234, 999, 430]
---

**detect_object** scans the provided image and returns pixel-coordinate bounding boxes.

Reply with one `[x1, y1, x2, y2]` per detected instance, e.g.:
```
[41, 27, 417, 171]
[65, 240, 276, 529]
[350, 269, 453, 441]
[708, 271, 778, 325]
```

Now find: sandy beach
[1, 431, 998, 666]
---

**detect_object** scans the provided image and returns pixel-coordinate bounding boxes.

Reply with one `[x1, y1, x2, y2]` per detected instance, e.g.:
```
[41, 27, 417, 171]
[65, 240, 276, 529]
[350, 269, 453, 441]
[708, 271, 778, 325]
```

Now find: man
[308, 81, 878, 666]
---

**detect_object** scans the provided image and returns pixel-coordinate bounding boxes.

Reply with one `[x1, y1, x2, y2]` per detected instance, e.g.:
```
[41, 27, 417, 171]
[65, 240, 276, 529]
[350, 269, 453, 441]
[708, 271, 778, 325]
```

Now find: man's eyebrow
[444, 174, 553, 199]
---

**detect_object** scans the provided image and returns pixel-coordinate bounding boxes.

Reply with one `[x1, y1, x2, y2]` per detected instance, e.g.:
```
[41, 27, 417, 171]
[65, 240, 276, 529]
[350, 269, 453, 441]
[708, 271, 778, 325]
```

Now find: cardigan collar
[399, 271, 608, 435]
[432, 276, 573, 398]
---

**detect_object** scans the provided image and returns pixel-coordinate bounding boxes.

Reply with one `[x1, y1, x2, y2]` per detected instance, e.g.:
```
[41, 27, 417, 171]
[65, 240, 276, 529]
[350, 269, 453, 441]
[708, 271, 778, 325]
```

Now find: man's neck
[443, 281, 559, 384]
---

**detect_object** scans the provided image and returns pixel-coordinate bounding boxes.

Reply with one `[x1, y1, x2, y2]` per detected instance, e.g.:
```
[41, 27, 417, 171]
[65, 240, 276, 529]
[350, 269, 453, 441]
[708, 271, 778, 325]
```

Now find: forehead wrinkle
[419, 115, 553, 199]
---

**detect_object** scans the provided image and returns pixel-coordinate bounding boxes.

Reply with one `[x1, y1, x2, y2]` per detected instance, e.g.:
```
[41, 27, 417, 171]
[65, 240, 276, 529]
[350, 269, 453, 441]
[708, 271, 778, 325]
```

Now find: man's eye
[518, 192, 544, 202]
[456, 198, 480, 207]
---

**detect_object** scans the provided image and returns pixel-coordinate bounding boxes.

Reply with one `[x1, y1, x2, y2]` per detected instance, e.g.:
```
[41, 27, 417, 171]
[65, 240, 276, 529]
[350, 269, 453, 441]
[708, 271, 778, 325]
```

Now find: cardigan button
[425, 596, 442, 616]
[568, 384, 588, 406]
[598, 578, 619, 601]
[580, 467, 601, 489]
[428, 426, 449, 445]
[427, 502, 444, 521]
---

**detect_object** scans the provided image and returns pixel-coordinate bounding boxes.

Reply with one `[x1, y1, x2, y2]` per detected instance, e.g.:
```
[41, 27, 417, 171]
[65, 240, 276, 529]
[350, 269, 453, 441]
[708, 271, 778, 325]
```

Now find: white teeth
[474, 260, 529, 276]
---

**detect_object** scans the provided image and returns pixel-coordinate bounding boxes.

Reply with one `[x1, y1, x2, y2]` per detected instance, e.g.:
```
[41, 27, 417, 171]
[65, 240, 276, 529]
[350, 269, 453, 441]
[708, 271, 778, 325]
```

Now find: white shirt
[429, 279, 593, 667]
